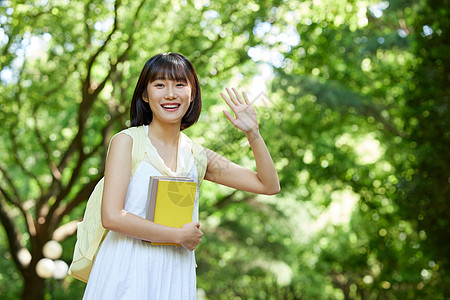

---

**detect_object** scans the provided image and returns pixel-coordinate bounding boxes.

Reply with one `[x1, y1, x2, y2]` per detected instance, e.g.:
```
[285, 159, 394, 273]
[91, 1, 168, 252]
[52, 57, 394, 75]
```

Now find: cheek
[185, 88, 193, 102]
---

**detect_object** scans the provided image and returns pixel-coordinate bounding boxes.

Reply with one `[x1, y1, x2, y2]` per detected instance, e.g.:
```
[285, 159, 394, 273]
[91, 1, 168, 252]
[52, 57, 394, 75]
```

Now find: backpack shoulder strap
[128, 126, 146, 175]
[192, 142, 207, 186]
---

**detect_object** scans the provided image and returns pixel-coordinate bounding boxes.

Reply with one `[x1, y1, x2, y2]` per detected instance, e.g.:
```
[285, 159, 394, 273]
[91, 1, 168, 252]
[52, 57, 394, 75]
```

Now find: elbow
[273, 185, 281, 195]
[101, 215, 112, 231]
[267, 187, 281, 195]
[102, 209, 128, 231]
[101, 211, 116, 231]
[264, 183, 281, 195]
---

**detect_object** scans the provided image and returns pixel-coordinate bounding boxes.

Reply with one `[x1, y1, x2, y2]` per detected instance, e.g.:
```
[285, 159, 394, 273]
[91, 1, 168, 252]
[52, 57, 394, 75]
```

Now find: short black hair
[130, 53, 201, 130]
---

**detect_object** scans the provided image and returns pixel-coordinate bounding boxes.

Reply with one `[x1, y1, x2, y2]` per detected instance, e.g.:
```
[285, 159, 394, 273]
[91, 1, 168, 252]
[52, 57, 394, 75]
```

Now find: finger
[242, 91, 250, 105]
[223, 110, 237, 127]
[193, 222, 200, 228]
[226, 87, 239, 106]
[231, 88, 244, 105]
[221, 92, 237, 110]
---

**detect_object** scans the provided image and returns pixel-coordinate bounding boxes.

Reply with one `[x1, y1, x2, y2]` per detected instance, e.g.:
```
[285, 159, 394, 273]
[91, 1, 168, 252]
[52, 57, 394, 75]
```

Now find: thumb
[193, 222, 200, 229]
[223, 110, 237, 126]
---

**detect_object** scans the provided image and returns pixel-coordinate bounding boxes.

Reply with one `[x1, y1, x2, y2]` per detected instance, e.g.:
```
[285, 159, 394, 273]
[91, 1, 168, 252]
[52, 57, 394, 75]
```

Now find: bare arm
[204, 88, 280, 195]
[101, 133, 203, 250]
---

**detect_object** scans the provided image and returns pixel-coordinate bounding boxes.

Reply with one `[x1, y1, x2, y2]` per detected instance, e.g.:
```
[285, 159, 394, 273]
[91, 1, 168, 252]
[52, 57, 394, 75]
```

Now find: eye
[176, 82, 186, 87]
[154, 83, 164, 87]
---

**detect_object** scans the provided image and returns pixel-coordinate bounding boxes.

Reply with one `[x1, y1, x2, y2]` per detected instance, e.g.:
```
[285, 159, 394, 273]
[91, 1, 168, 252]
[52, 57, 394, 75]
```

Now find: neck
[147, 121, 181, 146]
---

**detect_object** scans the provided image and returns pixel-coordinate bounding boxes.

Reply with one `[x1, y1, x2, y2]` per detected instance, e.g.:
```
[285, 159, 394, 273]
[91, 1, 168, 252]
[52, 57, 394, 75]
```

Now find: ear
[142, 90, 149, 103]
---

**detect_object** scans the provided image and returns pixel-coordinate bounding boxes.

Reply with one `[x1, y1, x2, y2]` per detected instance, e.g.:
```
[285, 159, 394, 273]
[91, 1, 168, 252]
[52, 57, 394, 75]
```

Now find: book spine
[145, 177, 158, 221]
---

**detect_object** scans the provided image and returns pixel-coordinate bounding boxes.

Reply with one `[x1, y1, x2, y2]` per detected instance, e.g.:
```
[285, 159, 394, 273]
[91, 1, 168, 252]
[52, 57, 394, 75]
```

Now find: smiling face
[143, 78, 193, 126]
[130, 53, 202, 129]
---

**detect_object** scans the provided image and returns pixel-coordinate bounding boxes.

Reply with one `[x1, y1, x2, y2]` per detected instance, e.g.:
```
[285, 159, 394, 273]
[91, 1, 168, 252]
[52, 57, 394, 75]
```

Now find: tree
[1, 0, 449, 299]
[253, 0, 449, 298]
[398, 0, 450, 295]
[0, 0, 281, 298]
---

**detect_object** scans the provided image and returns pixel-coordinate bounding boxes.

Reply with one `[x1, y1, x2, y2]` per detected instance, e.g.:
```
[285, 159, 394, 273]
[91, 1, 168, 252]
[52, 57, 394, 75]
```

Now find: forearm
[246, 130, 280, 194]
[102, 210, 181, 244]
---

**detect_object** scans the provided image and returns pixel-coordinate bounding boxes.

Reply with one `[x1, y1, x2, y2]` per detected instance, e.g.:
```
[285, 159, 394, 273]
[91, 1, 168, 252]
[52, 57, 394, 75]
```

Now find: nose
[165, 85, 176, 99]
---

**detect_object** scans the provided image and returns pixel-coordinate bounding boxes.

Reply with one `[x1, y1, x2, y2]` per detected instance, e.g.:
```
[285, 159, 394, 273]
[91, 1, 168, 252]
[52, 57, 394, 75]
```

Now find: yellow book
[145, 176, 197, 246]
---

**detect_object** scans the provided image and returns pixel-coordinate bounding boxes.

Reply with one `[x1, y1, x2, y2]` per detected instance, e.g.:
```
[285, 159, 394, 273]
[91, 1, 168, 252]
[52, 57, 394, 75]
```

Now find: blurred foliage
[0, 0, 449, 299]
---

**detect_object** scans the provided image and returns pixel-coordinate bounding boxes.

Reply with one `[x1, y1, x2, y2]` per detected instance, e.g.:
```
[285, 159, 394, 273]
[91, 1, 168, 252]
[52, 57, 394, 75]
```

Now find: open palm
[221, 87, 259, 134]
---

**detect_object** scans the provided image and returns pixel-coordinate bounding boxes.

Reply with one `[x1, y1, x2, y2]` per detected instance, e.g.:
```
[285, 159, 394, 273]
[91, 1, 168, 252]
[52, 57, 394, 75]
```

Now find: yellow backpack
[68, 126, 207, 282]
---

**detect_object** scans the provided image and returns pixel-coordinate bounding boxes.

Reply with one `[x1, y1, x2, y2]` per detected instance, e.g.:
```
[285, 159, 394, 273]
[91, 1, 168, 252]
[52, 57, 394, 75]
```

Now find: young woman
[82, 52, 279, 299]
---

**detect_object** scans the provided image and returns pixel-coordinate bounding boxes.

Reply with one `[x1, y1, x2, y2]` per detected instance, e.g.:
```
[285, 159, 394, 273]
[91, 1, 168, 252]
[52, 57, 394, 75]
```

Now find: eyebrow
[154, 76, 188, 82]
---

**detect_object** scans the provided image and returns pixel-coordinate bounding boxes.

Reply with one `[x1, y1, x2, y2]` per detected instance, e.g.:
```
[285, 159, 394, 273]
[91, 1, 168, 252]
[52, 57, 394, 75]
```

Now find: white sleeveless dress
[83, 126, 199, 300]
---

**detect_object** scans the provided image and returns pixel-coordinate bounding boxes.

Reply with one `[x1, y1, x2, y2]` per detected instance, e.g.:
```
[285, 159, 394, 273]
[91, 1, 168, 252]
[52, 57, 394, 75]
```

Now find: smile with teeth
[161, 103, 181, 110]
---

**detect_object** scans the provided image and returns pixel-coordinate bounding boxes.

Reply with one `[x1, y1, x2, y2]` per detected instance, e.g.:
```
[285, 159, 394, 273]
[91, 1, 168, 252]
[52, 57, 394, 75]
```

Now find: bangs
[149, 55, 191, 83]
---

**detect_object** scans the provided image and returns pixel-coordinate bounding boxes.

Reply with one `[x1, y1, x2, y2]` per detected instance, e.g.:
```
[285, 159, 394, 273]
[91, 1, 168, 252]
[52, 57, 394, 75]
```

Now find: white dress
[83, 126, 199, 300]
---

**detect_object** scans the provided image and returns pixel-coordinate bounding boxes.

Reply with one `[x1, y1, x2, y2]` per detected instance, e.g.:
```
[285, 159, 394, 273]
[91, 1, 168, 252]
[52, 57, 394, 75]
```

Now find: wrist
[172, 227, 183, 244]
[246, 128, 261, 140]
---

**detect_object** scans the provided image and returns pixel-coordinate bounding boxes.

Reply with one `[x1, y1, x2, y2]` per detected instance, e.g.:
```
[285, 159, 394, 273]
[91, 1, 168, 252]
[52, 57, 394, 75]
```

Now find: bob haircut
[130, 53, 201, 130]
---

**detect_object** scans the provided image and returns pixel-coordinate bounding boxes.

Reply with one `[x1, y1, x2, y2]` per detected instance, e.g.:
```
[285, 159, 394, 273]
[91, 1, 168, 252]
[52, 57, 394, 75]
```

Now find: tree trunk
[22, 270, 45, 300]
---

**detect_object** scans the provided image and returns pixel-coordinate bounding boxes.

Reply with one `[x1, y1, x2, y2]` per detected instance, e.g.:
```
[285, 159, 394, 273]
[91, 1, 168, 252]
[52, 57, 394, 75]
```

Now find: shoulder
[110, 126, 141, 146]
[108, 132, 133, 156]
[114, 125, 146, 141]
[112, 131, 133, 143]
[118, 128, 133, 139]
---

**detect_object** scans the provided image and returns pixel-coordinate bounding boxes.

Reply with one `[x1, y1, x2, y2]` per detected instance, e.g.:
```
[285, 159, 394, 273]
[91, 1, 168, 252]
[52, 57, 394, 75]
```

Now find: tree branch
[48, 0, 146, 231]
[83, 2, 92, 49]
[57, 0, 121, 174]
[0, 197, 26, 276]
[83, 0, 121, 96]
[92, 0, 145, 102]
[56, 0, 145, 173]
[0, 165, 23, 205]
[32, 105, 62, 182]
[1, 3, 54, 69]
[50, 113, 125, 230]
[0, 26, 21, 70]
[5, 57, 45, 195]
[8, 128, 44, 193]
[53, 176, 101, 229]
[0, 165, 36, 236]
[47, 149, 92, 227]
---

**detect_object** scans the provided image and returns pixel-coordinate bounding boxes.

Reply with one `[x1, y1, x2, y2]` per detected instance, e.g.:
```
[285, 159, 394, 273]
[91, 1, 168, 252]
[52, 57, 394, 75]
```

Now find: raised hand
[221, 87, 259, 134]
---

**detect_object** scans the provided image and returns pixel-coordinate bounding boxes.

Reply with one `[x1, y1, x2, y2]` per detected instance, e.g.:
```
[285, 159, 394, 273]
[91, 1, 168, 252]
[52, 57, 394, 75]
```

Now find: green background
[0, 0, 449, 299]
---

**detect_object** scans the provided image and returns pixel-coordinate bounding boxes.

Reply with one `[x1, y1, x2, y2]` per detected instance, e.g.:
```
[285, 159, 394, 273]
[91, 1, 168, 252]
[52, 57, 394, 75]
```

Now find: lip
[160, 102, 181, 112]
